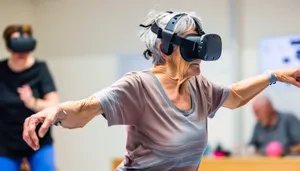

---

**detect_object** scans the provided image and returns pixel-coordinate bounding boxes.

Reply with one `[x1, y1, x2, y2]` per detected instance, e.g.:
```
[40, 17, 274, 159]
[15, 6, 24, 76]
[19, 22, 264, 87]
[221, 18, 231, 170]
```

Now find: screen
[259, 34, 300, 89]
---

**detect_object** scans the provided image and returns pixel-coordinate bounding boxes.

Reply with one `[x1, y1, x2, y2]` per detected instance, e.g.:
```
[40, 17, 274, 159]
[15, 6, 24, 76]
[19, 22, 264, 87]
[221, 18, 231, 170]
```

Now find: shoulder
[192, 75, 214, 86]
[32, 59, 52, 74]
[190, 75, 214, 90]
[120, 70, 152, 83]
[195, 75, 210, 86]
[111, 70, 154, 92]
[34, 59, 48, 68]
[281, 113, 299, 122]
[254, 122, 262, 131]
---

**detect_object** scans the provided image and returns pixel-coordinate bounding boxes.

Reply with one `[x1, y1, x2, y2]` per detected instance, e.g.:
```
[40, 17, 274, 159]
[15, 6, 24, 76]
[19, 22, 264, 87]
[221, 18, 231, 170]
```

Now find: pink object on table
[213, 151, 226, 158]
[266, 141, 283, 157]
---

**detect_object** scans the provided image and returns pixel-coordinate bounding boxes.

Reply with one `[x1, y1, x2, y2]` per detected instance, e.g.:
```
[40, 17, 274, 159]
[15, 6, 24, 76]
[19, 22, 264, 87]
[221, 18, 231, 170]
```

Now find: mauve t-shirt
[94, 69, 230, 171]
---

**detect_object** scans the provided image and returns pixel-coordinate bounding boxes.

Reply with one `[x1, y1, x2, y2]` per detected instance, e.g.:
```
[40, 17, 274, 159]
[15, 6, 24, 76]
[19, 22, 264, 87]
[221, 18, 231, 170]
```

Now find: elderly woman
[23, 11, 300, 171]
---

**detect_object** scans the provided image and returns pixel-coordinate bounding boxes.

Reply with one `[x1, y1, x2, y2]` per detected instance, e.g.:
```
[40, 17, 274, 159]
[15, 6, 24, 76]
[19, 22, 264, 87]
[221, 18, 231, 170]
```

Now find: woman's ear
[157, 42, 169, 61]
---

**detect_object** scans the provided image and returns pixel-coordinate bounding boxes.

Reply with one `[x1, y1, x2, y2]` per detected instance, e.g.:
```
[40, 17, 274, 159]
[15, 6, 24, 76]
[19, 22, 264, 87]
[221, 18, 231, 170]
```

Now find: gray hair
[139, 10, 203, 65]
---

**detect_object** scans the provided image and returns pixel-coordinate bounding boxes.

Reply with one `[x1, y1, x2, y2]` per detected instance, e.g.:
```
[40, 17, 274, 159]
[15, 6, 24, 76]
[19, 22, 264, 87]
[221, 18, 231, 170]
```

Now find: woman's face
[165, 30, 201, 78]
[9, 32, 30, 61]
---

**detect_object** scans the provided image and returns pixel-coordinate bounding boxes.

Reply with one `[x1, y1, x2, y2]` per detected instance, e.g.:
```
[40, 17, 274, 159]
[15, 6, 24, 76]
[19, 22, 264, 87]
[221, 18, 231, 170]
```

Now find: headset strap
[165, 13, 185, 31]
[150, 23, 195, 47]
[18, 25, 23, 36]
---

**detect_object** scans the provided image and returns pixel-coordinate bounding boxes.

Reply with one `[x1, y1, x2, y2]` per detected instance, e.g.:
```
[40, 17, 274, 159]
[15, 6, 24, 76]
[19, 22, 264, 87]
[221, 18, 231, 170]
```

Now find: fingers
[29, 117, 40, 149]
[23, 116, 41, 151]
[17, 84, 31, 93]
[295, 82, 300, 88]
[17, 87, 26, 98]
[17, 87, 23, 94]
[23, 117, 37, 150]
[38, 114, 56, 138]
[17, 85, 34, 103]
[291, 79, 300, 88]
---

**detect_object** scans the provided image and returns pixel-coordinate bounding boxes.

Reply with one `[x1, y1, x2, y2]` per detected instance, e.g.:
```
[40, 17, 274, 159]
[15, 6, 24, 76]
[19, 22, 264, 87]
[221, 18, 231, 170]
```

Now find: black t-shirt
[0, 58, 56, 159]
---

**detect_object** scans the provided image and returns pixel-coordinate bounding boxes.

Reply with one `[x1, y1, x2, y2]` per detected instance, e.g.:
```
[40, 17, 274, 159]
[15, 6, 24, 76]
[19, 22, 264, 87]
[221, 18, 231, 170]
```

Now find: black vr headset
[7, 25, 37, 53]
[148, 12, 222, 62]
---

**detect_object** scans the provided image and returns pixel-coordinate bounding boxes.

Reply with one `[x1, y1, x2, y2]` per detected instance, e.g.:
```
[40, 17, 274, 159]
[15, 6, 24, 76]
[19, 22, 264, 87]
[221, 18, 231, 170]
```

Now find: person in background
[249, 95, 300, 156]
[0, 24, 59, 171]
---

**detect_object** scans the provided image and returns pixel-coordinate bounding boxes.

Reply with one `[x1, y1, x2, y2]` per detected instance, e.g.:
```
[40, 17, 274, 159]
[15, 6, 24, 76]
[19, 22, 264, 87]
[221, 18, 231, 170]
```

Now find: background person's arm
[33, 62, 59, 111]
[31, 92, 59, 112]
[19, 62, 59, 111]
[286, 114, 300, 154]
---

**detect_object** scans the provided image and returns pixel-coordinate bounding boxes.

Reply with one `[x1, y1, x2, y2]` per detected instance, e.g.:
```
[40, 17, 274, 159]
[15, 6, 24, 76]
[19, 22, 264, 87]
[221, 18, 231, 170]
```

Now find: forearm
[230, 73, 270, 107]
[289, 144, 300, 154]
[57, 96, 102, 129]
[27, 92, 59, 112]
[32, 98, 58, 112]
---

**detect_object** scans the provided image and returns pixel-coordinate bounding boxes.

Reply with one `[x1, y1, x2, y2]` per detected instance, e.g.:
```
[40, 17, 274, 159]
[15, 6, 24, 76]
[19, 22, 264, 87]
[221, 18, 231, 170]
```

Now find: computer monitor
[259, 34, 300, 89]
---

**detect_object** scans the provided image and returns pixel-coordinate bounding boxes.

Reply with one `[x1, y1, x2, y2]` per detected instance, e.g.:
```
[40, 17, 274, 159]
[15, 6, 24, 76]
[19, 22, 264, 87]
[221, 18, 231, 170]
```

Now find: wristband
[265, 70, 277, 85]
[53, 108, 67, 126]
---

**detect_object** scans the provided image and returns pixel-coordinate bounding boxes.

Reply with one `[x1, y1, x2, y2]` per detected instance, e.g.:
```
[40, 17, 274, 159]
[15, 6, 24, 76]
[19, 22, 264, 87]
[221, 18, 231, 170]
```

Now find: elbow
[235, 100, 247, 109]
[226, 103, 241, 110]
[227, 105, 238, 110]
[226, 88, 247, 110]
[229, 98, 248, 109]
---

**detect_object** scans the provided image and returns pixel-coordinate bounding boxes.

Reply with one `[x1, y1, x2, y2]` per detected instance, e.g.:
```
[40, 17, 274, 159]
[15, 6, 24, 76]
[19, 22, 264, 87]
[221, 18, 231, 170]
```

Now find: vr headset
[7, 25, 37, 53]
[149, 12, 222, 62]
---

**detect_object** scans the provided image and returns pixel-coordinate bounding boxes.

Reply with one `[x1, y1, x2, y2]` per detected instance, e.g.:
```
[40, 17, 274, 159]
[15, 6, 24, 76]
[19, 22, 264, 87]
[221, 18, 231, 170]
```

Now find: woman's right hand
[23, 96, 102, 150]
[23, 106, 62, 150]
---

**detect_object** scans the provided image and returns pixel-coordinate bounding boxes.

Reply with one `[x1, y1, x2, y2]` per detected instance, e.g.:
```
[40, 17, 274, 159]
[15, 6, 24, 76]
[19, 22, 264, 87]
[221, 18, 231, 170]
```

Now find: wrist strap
[266, 70, 277, 85]
[53, 108, 67, 126]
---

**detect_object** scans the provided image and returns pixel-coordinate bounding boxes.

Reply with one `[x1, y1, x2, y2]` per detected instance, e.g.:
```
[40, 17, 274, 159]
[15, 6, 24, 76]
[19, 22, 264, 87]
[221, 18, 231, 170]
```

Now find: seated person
[249, 95, 300, 155]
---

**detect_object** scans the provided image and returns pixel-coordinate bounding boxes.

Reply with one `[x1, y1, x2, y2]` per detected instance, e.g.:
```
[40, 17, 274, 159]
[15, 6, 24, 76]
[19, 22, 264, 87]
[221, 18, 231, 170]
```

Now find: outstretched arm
[223, 69, 300, 109]
[56, 95, 102, 128]
[23, 95, 103, 150]
[222, 74, 270, 109]
[23, 72, 144, 151]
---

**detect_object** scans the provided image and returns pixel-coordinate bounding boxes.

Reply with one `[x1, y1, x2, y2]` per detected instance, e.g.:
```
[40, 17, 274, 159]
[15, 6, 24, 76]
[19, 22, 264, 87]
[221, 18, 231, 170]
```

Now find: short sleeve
[93, 72, 145, 126]
[286, 114, 300, 143]
[39, 62, 57, 96]
[197, 76, 230, 118]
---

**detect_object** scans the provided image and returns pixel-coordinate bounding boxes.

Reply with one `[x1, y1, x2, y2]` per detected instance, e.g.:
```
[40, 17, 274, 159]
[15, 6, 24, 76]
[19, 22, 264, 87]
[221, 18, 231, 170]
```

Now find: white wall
[0, 0, 35, 58]
[33, 0, 231, 58]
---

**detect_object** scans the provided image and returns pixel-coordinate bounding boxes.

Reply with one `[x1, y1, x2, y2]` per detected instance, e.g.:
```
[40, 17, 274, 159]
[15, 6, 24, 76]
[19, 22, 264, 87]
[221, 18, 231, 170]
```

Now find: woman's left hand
[17, 84, 36, 109]
[274, 68, 300, 87]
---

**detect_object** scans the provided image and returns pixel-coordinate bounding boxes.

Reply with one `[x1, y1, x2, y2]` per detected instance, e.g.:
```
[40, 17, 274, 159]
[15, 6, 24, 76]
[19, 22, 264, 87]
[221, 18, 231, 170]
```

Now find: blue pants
[0, 144, 55, 171]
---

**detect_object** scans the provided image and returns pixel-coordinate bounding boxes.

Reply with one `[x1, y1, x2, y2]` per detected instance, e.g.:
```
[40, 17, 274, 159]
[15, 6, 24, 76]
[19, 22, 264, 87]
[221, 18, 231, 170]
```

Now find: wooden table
[112, 157, 300, 171]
